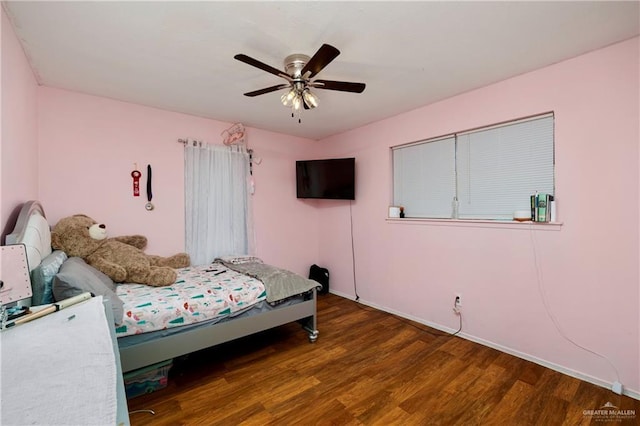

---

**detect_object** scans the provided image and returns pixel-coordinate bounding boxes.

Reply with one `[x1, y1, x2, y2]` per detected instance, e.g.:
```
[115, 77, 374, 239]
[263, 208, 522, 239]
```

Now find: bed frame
[6, 200, 319, 373]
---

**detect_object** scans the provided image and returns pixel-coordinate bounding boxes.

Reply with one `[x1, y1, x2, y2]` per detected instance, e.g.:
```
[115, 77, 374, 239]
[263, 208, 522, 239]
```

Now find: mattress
[117, 293, 308, 348]
[115, 263, 266, 337]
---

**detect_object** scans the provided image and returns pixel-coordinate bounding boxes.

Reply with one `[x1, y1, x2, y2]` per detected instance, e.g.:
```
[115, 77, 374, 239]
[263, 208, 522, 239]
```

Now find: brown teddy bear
[51, 214, 190, 286]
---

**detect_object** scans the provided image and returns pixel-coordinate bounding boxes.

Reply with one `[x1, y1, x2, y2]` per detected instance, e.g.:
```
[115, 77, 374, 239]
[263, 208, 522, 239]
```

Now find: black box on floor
[309, 264, 329, 294]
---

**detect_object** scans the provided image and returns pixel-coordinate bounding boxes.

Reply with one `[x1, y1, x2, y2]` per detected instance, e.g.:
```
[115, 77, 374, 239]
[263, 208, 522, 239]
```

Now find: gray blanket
[218, 261, 320, 303]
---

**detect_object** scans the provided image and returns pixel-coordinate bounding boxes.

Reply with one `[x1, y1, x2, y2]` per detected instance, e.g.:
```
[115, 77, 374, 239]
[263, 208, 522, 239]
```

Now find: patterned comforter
[115, 264, 266, 337]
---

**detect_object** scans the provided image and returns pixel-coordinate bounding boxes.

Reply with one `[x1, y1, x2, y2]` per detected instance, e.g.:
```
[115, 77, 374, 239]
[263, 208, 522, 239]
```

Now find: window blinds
[392, 114, 554, 220]
[393, 136, 456, 218]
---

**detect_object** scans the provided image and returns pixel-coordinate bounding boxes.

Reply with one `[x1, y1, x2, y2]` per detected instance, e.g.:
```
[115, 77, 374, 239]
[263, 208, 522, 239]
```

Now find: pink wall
[1, 7, 39, 232]
[317, 37, 640, 395]
[37, 88, 319, 275]
[240, 127, 320, 274]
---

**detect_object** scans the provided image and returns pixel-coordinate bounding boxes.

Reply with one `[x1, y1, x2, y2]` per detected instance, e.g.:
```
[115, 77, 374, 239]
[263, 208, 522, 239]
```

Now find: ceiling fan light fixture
[281, 88, 296, 107]
[292, 94, 303, 111]
[235, 43, 365, 121]
[302, 89, 319, 109]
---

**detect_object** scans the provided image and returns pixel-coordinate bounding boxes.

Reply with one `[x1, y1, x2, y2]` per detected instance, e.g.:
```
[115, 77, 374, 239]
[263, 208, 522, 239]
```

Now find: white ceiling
[4, 1, 639, 140]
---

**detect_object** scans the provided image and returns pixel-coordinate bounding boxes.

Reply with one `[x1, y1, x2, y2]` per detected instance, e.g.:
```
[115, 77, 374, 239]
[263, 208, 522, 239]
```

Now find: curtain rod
[177, 138, 252, 153]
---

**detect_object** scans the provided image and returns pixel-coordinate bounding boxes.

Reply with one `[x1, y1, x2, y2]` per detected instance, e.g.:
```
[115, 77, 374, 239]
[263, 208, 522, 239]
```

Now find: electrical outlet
[453, 294, 462, 315]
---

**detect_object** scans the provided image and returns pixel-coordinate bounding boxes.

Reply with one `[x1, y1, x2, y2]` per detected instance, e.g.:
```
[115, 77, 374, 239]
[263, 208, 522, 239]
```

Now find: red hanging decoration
[131, 166, 141, 197]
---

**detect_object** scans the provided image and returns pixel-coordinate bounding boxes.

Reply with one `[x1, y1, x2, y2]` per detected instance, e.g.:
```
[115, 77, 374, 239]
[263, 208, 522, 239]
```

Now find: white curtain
[184, 144, 252, 266]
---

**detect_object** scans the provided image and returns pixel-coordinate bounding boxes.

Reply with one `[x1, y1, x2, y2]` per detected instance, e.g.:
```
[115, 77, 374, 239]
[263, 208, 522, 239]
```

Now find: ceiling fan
[234, 44, 366, 122]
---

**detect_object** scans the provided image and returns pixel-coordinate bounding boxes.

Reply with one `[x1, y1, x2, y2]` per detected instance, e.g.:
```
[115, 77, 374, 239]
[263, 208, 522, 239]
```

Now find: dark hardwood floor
[127, 293, 639, 425]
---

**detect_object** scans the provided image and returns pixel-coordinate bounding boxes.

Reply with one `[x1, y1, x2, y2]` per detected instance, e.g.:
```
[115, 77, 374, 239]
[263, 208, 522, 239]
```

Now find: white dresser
[1, 296, 129, 425]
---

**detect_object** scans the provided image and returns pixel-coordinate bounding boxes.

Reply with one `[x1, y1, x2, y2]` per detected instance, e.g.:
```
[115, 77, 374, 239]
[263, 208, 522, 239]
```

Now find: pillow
[53, 257, 124, 325]
[30, 250, 68, 305]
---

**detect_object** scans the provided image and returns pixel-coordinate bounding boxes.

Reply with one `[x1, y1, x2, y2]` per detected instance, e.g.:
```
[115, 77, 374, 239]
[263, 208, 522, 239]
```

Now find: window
[392, 113, 554, 220]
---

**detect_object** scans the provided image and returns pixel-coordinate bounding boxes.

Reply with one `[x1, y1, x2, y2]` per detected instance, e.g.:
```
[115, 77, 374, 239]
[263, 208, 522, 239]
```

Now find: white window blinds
[392, 114, 554, 220]
[393, 136, 456, 218]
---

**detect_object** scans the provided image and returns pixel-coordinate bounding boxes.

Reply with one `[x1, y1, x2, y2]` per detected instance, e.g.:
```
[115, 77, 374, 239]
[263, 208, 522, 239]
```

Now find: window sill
[386, 217, 563, 230]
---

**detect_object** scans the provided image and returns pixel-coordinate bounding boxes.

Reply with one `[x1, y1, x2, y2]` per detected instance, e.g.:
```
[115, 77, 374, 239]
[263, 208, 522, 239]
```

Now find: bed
[5, 200, 320, 373]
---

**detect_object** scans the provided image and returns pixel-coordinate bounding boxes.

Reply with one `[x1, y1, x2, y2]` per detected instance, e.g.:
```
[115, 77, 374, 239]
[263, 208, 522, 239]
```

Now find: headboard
[5, 201, 52, 272]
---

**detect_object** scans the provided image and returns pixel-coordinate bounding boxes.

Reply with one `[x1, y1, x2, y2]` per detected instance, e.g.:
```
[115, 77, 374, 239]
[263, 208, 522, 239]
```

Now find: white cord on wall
[528, 224, 622, 393]
[349, 200, 359, 302]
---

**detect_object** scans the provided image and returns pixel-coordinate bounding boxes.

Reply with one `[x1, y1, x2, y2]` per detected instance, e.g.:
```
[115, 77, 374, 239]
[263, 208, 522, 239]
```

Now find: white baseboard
[328, 290, 640, 400]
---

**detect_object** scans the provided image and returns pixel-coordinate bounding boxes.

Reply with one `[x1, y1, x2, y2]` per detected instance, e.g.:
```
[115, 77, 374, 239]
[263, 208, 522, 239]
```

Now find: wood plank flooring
[127, 293, 639, 425]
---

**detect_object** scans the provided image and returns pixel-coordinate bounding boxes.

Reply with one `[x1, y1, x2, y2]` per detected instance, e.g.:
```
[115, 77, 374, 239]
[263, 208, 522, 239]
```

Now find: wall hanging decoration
[145, 164, 154, 211]
[221, 123, 246, 146]
[131, 164, 141, 197]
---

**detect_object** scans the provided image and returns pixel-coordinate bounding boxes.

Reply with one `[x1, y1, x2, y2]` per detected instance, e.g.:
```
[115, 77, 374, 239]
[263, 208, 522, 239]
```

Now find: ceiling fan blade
[234, 54, 291, 81]
[301, 44, 340, 78]
[243, 84, 290, 97]
[311, 79, 366, 93]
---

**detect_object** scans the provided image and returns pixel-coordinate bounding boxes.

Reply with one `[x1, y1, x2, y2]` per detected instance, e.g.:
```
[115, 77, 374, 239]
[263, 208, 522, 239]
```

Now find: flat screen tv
[296, 158, 355, 200]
